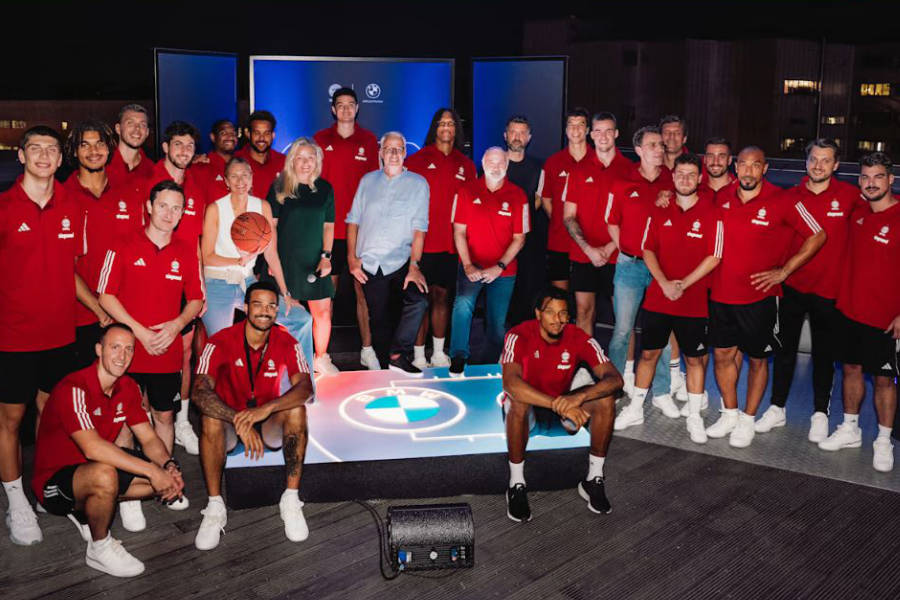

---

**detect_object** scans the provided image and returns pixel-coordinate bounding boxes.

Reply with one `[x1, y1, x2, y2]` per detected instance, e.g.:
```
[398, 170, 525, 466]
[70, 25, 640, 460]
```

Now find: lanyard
[243, 335, 269, 408]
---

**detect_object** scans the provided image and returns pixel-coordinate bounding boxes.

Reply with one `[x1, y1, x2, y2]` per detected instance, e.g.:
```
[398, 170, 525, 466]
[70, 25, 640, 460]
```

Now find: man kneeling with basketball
[501, 287, 623, 521]
[193, 281, 314, 549]
[32, 324, 185, 577]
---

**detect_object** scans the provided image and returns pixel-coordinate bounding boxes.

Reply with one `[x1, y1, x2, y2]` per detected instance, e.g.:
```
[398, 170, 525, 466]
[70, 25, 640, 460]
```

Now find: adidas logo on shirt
[764, 345, 773, 352]
[215, 175, 223, 181]
[133, 258, 146, 266]
[558, 170, 567, 177]
[93, 407, 101, 416]
[663, 219, 673, 226]
[473, 198, 482, 205]
[17, 222, 30, 232]
[882, 362, 893, 370]
[857, 218, 864, 225]
[427, 163, 437, 169]
[585, 176, 594, 183]
[325, 145, 334, 151]
[235, 358, 244, 367]
[697, 343, 705, 351]
[630, 191, 640, 198]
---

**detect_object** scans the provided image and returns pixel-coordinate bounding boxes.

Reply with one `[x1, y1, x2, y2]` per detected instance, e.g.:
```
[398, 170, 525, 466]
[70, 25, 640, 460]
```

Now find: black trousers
[361, 262, 427, 367]
[771, 285, 838, 413]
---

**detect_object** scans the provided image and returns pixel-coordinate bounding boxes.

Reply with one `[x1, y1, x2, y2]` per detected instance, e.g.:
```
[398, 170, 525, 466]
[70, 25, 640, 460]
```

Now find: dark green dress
[267, 178, 335, 301]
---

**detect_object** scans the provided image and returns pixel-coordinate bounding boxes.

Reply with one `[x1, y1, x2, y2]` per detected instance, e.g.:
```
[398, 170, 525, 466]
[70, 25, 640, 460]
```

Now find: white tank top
[204, 194, 263, 282]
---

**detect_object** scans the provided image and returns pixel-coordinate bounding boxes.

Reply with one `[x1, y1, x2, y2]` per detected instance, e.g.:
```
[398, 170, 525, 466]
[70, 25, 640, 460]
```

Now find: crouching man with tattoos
[192, 281, 313, 549]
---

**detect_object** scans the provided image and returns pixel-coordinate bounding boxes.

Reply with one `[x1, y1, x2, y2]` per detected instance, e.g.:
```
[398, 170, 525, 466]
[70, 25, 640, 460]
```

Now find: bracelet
[497, 260, 507, 270]
[163, 457, 181, 472]
[321, 250, 332, 260]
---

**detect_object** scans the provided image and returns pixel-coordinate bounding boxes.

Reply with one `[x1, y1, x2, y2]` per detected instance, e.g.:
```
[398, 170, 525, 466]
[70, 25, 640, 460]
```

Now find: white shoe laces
[9, 507, 38, 526]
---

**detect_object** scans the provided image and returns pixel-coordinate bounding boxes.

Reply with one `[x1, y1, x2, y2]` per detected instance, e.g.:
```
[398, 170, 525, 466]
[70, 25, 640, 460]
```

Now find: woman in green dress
[268, 137, 338, 374]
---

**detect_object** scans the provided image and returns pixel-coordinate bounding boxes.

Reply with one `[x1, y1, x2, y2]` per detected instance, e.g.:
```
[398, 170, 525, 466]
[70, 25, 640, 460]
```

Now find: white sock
[281, 488, 299, 500]
[509, 461, 525, 487]
[625, 360, 634, 375]
[2, 477, 30, 511]
[688, 393, 704, 415]
[208, 495, 225, 507]
[878, 425, 892, 441]
[844, 413, 859, 427]
[630, 387, 649, 408]
[177, 399, 190, 424]
[722, 407, 738, 416]
[669, 358, 681, 371]
[92, 532, 113, 548]
[362, 345, 374, 353]
[587, 454, 605, 479]
[432, 337, 445, 354]
[413, 345, 426, 362]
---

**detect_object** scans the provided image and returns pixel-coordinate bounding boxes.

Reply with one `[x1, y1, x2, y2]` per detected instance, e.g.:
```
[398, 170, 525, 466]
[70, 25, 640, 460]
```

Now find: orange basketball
[231, 212, 272, 254]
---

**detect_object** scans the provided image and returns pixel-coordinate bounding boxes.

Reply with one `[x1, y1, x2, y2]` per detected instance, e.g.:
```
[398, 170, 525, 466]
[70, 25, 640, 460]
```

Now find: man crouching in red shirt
[500, 287, 623, 521]
[32, 324, 184, 577]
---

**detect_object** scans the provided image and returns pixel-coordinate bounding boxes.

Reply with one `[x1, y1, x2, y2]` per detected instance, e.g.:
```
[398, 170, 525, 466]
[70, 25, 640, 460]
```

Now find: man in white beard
[448, 148, 530, 377]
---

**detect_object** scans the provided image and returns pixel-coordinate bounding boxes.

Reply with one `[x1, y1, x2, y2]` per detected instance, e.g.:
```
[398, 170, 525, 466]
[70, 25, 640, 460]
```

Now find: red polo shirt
[501, 320, 609, 399]
[196, 321, 309, 411]
[406, 145, 477, 254]
[564, 150, 633, 264]
[539, 148, 589, 253]
[712, 180, 822, 305]
[31, 363, 148, 503]
[192, 151, 231, 203]
[837, 201, 900, 330]
[314, 124, 380, 239]
[141, 160, 207, 246]
[233, 145, 285, 200]
[97, 230, 204, 373]
[642, 196, 724, 317]
[452, 177, 529, 276]
[606, 164, 674, 258]
[106, 147, 155, 190]
[784, 177, 864, 299]
[0, 178, 84, 352]
[65, 174, 145, 327]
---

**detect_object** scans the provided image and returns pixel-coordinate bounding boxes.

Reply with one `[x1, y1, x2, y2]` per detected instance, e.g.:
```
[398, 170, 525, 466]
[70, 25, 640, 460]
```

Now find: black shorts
[420, 252, 458, 289]
[331, 238, 348, 275]
[838, 314, 900, 377]
[709, 297, 779, 358]
[129, 372, 181, 412]
[547, 250, 570, 282]
[642, 310, 709, 357]
[41, 448, 145, 516]
[73, 323, 103, 370]
[570, 261, 615, 297]
[0, 344, 74, 404]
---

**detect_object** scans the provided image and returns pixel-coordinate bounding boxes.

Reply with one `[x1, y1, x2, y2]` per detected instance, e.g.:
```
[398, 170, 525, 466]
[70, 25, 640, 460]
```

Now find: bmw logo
[339, 386, 465, 433]
[328, 83, 342, 98]
[365, 83, 381, 99]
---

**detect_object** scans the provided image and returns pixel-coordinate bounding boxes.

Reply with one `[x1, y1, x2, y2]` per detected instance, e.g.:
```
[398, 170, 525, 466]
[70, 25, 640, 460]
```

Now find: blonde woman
[268, 137, 337, 374]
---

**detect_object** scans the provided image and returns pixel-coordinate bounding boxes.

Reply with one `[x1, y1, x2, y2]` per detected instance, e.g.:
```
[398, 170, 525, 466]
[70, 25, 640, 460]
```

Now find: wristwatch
[321, 250, 332, 260]
[497, 260, 507, 270]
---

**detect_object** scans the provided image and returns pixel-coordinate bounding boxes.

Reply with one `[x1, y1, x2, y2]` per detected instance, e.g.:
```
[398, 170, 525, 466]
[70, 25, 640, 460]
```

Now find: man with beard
[755, 139, 863, 442]
[706, 147, 824, 448]
[107, 104, 154, 189]
[539, 108, 591, 290]
[63, 120, 145, 370]
[193, 281, 314, 548]
[659, 115, 689, 171]
[819, 152, 900, 472]
[448, 147, 529, 377]
[195, 119, 238, 201]
[235, 110, 286, 198]
[406, 108, 476, 369]
[31, 324, 184, 577]
[500, 286, 622, 520]
[703, 137, 735, 195]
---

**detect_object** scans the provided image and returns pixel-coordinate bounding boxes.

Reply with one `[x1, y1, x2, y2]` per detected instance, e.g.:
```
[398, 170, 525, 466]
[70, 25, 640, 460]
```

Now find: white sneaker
[411, 355, 428, 370]
[679, 391, 709, 417]
[86, 536, 145, 577]
[429, 351, 451, 367]
[686, 415, 708, 444]
[622, 371, 635, 398]
[754, 405, 786, 433]
[175, 421, 199, 455]
[873, 438, 895, 472]
[6, 506, 42, 545]
[729, 412, 756, 448]
[670, 370, 687, 401]
[614, 404, 644, 431]
[360, 346, 380, 370]
[119, 500, 146, 532]
[706, 410, 738, 438]
[195, 502, 227, 550]
[167, 495, 190, 511]
[652, 394, 681, 419]
[818, 422, 862, 451]
[279, 493, 309, 542]
[67, 513, 91, 542]
[314, 353, 340, 375]
[808, 412, 829, 443]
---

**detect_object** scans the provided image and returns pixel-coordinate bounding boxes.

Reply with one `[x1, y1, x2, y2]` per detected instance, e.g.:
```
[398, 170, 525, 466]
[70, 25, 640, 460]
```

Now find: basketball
[230, 212, 272, 254]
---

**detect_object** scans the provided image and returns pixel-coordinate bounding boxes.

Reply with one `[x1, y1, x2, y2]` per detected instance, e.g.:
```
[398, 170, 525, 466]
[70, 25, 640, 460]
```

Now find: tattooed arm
[192, 374, 236, 423]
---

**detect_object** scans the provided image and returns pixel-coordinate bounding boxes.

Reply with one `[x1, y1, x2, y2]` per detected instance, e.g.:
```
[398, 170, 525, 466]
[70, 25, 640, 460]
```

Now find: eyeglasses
[383, 147, 404, 156]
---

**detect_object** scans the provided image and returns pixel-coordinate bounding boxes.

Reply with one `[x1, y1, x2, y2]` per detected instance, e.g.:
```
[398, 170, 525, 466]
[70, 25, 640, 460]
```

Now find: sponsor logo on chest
[686, 219, 704, 239]
[750, 207, 770, 226]
[165, 259, 182, 281]
[115, 200, 131, 220]
[58, 216, 75, 239]
[498, 201, 512, 217]
[263, 358, 278, 377]
[826, 199, 844, 218]
[113, 401, 126, 423]
[455, 165, 467, 181]
[557, 349, 572, 370]
[354, 146, 368, 161]
[874, 225, 891, 245]
[184, 197, 197, 216]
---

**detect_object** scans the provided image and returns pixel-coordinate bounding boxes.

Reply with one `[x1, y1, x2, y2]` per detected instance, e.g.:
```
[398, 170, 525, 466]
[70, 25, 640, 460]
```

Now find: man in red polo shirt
[98, 180, 204, 521]
[627, 154, 723, 442]
[660, 115, 691, 171]
[448, 147, 529, 377]
[819, 152, 900, 472]
[755, 139, 863, 441]
[314, 88, 380, 369]
[539, 108, 591, 290]
[193, 281, 313, 549]
[406, 108, 477, 369]
[194, 119, 238, 202]
[32, 324, 184, 577]
[64, 120, 145, 370]
[501, 286, 622, 520]
[235, 110, 285, 198]
[703, 137, 735, 196]
[707, 146, 825, 448]
[107, 104, 154, 190]
[0, 126, 85, 546]
[563, 111, 632, 336]
[606, 125, 675, 420]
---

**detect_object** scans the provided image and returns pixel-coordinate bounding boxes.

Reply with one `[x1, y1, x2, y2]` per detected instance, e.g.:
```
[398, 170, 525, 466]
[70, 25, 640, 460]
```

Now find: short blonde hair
[274, 137, 323, 203]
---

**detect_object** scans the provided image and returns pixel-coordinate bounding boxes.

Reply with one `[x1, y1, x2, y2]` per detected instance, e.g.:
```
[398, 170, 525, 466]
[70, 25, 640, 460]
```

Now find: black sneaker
[449, 356, 466, 378]
[506, 483, 532, 522]
[388, 355, 423, 377]
[578, 477, 612, 514]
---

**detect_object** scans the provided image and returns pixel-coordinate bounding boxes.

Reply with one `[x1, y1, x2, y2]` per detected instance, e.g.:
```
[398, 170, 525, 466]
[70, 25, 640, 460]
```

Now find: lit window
[822, 116, 846, 125]
[857, 140, 887, 151]
[860, 83, 891, 96]
[11, 120, 26, 129]
[0, 120, 9, 128]
[61, 121, 68, 130]
[783, 80, 820, 94]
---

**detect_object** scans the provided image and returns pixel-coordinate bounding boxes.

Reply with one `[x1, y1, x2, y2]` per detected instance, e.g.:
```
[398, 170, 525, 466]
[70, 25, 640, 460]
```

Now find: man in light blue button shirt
[346, 131, 430, 375]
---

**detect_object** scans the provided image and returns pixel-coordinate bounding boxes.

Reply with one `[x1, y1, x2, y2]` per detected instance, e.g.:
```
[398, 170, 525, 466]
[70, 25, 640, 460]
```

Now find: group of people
[0, 91, 897, 578]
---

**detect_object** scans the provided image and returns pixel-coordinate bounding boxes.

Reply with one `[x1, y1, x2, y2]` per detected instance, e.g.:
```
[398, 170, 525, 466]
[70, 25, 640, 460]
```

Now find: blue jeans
[201, 277, 257, 336]
[609, 254, 671, 397]
[449, 267, 516, 362]
[276, 299, 315, 376]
